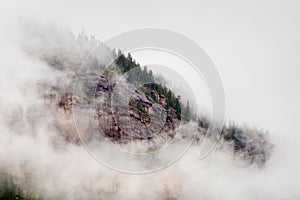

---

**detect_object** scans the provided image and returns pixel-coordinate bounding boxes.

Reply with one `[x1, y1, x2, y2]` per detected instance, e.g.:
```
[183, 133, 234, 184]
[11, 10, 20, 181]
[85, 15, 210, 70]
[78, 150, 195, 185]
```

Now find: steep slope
[23, 28, 272, 166]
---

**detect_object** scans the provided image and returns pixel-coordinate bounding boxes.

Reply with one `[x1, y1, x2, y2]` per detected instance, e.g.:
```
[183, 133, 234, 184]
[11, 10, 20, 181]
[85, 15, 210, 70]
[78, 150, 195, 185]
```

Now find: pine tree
[182, 100, 191, 122]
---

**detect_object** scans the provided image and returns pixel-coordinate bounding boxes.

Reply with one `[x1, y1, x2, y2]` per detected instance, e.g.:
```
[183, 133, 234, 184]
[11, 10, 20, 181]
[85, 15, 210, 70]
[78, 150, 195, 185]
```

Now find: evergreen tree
[182, 100, 191, 122]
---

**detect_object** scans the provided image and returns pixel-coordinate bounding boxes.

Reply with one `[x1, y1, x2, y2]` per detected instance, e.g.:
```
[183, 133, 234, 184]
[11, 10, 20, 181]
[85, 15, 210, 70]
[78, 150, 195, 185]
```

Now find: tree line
[114, 50, 193, 121]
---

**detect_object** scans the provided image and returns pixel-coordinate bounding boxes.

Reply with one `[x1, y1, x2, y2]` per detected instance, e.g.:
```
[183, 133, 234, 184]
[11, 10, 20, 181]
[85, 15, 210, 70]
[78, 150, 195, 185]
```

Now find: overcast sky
[0, 0, 299, 137]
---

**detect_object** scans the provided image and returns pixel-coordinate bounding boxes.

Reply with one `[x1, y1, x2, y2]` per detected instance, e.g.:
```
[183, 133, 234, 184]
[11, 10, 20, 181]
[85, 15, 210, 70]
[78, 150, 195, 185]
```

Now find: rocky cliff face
[30, 32, 272, 166]
[43, 60, 179, 144]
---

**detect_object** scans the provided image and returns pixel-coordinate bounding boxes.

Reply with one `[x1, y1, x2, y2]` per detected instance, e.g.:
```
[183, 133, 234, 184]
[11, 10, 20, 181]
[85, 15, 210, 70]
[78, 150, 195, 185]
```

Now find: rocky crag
[27, 29, 272, 165]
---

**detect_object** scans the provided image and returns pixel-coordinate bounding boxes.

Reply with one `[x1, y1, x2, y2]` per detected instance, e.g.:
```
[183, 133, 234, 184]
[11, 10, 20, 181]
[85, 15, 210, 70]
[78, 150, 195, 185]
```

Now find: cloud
[0, 19, 298, 200]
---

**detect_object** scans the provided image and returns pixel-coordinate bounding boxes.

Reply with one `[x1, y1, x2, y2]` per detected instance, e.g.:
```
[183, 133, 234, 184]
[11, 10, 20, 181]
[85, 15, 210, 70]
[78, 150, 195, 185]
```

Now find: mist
[0, 7, 299, 200]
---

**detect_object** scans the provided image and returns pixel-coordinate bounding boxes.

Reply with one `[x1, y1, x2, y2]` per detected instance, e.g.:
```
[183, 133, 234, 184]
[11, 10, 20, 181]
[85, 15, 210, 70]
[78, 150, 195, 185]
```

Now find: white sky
[0, 0, 299, 136]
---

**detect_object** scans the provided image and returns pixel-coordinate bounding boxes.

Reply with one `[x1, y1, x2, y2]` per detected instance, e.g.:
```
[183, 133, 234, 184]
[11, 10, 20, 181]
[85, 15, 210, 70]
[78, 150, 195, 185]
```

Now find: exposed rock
[38, 44, 272, 166]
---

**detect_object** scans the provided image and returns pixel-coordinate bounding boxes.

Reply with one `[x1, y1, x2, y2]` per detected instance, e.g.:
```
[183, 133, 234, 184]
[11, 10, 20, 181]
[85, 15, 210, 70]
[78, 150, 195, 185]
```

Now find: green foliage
[182, 100, 191, 122]
[0, 175, 34, 200]
[103, 68, 115, 78]
[142, 83, 182, 119]
[136, 101, 145, 114]
[129, 98, 146, 114]
[116, 52, 140, 75]
[115, 51, 154, 84]
[115, 50, 193, 120]
[128, 98, 134, 107]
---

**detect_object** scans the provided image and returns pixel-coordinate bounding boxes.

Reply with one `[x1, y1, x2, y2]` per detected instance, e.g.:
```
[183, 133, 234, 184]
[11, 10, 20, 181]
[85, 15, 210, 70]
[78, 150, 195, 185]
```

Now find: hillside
[0, 24, 275, 200]
[26, 28, 272, 165]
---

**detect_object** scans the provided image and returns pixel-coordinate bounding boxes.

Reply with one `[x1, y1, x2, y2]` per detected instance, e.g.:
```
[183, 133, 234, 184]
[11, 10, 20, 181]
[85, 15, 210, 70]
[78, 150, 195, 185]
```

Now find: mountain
[22, 27, 273, 166]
